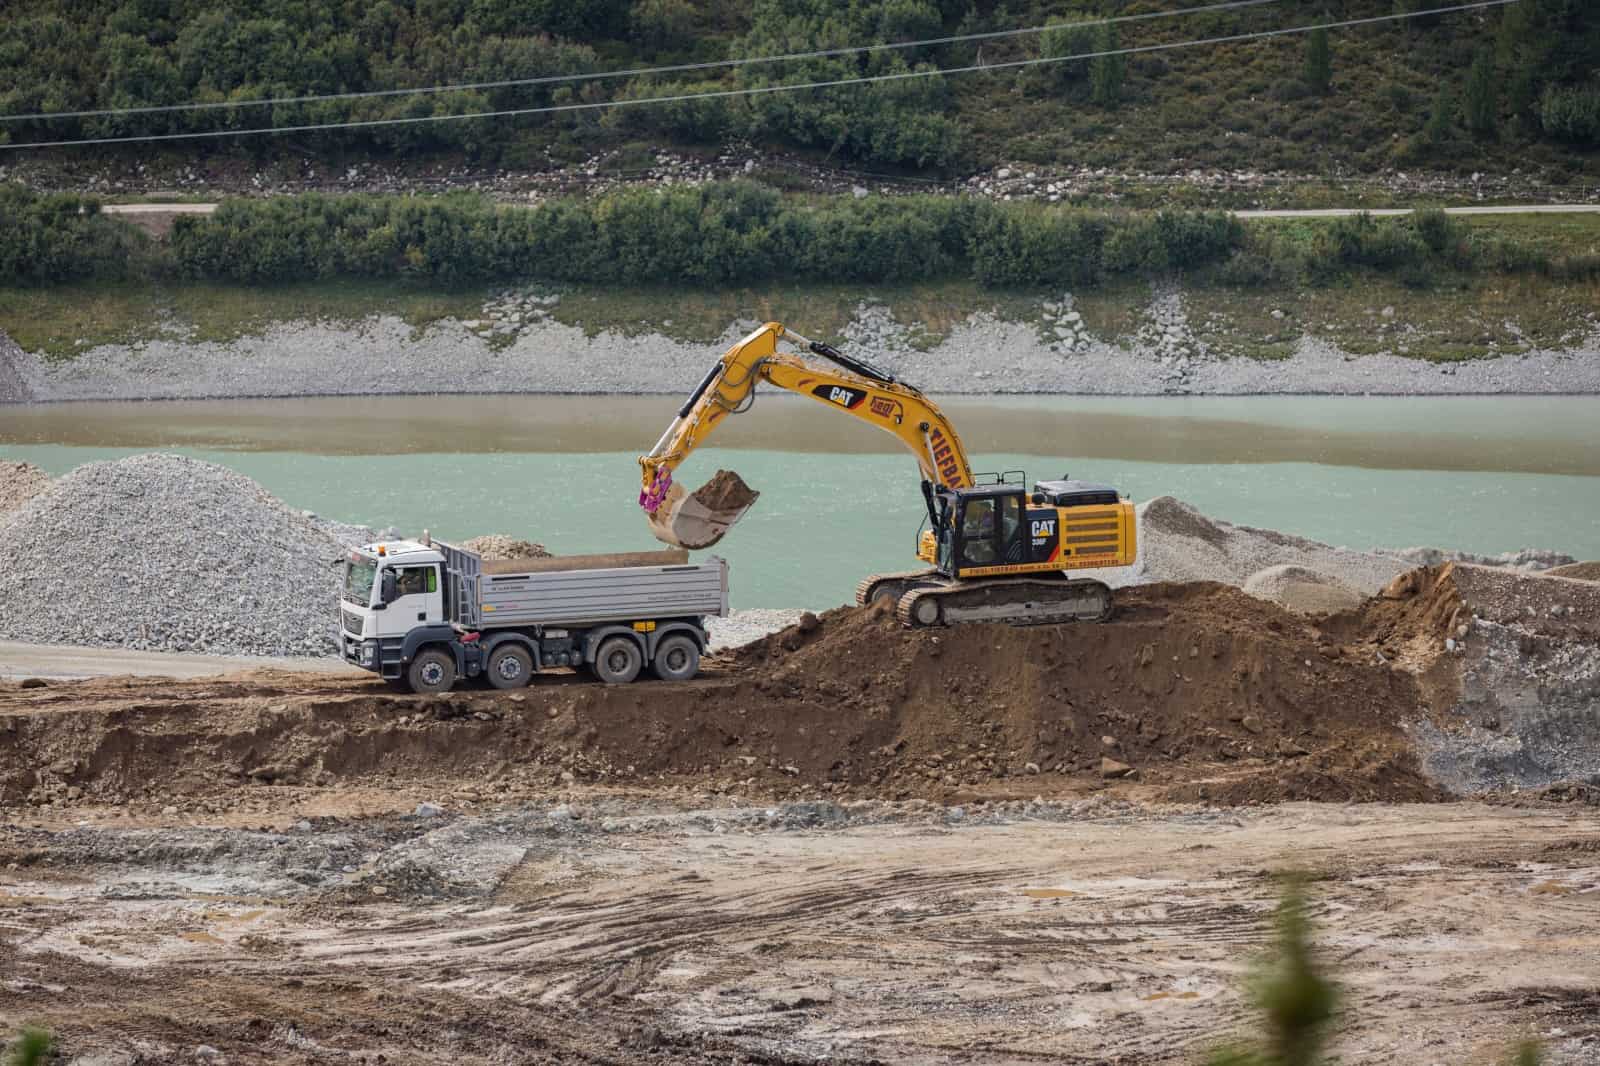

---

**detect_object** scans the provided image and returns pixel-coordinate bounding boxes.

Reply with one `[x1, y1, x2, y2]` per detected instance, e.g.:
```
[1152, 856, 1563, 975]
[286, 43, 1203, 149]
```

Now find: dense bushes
[6, 180, 1581, 292]
[0, 185, 147, 284]
[166, 184, 1244, 288]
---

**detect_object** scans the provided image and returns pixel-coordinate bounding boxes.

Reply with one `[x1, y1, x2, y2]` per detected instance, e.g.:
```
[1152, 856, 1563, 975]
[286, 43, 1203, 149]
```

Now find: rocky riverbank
[4, 288, 1598, 402]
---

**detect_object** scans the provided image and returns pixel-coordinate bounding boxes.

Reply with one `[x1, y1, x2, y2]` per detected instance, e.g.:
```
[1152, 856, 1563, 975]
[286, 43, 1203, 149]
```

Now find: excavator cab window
[956, 491, 1026, 571]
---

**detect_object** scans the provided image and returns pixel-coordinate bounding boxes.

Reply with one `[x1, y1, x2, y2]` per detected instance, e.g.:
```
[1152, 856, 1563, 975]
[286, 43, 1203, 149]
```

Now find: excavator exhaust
[641, 467, 760, 550]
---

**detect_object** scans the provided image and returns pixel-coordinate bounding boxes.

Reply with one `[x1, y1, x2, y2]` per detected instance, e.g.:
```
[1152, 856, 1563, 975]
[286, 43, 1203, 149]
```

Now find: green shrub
[0, 183, 146, 284]
[1539, 84, 1600, 144]
[1207, 879, 1337, 1066]
[5, 1028, 50, 1066]
[1038, 18, 1096, 85]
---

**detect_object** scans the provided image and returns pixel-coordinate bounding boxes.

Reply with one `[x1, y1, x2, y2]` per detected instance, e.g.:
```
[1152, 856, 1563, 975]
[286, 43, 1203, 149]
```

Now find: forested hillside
[1, 0, 1596, 175]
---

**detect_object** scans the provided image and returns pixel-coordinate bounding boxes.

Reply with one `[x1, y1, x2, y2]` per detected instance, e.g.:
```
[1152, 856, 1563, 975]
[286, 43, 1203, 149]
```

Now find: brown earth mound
[1, 583, 1441, 811]
[1546, 561, 1600, 582]
[692, 468, 759, 511]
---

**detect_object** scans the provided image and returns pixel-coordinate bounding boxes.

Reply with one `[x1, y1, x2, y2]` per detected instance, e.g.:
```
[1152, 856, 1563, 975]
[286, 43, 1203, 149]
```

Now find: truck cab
[339, 540, 448, 676]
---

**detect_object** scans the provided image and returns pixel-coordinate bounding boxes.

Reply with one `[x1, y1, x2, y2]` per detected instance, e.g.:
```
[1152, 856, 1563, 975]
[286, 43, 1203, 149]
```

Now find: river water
[3, 395, 1597, 608]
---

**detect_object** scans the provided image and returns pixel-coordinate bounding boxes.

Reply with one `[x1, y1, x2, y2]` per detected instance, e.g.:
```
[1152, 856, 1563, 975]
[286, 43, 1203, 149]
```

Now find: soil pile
[1546, 561, 1600, 582]
[0, 460, 49, 514]
[725, 583, 1436, 803]
[692, 469, 759, 511]
[461, 534, 551, 560]
[0, 453, 346, 656]
[2, 584, 1438, 809]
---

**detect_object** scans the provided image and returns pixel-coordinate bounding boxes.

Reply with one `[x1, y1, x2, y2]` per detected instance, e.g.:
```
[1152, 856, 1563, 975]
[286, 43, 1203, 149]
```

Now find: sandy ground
[1, 797, 1596, 1064]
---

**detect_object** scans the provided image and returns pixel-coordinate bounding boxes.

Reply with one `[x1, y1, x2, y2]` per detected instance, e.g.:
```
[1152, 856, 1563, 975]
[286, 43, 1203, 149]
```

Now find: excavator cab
[929, 480, 1030, 577]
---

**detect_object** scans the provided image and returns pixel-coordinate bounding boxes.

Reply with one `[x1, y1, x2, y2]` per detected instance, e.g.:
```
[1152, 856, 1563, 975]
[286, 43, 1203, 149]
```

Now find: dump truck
[338, 538, 728, 693]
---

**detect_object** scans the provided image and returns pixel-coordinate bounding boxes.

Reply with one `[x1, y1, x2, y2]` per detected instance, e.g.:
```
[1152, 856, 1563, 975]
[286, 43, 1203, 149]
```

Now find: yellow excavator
[638, 322, 1137, 627]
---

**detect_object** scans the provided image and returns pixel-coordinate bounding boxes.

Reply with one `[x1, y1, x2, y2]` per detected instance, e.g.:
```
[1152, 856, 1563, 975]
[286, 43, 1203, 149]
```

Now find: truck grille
[342, 608, 365, 636]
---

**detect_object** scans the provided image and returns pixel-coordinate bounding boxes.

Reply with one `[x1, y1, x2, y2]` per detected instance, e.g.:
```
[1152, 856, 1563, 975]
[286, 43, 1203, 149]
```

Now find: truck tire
[651, 634, 701, 682]
[592, 636, 643, 684]
[487, 644, 534, 690]
[408, 648, 457, 695]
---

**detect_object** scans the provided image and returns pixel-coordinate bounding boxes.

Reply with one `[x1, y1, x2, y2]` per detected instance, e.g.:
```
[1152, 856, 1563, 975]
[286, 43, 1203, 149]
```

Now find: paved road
[0, 639, 359, 680]
[1234, 204, 1600, 218]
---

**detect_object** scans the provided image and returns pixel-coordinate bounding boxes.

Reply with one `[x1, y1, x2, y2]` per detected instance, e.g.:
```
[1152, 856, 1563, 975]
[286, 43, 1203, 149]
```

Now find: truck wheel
[487, 644, 534, 690]
[592, 636, 643, 684]
[651, 634, 701, 682]
[408, 648, 457, 695]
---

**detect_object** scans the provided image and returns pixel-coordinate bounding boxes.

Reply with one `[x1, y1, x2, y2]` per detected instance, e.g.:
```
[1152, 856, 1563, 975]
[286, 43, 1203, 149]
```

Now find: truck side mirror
[379, 570, 398, 605]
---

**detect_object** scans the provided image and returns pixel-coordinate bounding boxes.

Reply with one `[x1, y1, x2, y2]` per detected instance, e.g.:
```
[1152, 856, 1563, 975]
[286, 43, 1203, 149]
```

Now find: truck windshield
[344, 558, 377, 606]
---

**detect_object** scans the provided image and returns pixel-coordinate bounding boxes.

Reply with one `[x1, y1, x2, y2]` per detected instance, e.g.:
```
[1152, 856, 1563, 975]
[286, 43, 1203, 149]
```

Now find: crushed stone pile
[461, 534, 551, 560]
[1242, 564, 1366, 615]
[0, 453, 348, 657]
[1130, 497, 1573, 616]
[0, 460, 49, 514]
[1130, 496, 1410, 595]
[1384, 546, 1576, 571]
[0, 328, 34, 404]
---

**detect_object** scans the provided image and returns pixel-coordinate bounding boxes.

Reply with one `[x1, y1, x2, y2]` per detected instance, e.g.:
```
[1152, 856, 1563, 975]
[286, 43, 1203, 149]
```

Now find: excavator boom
[639, 322, 974, 549]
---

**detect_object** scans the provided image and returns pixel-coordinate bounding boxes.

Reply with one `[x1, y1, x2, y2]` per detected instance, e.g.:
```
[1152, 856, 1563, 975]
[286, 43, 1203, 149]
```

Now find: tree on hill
[1463, 48, 1498, 136]
[1304, 27, 1332, 95]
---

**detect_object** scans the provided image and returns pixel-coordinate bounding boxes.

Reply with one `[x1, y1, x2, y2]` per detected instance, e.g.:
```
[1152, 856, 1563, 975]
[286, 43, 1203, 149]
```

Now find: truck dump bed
[435, 541, 726, 629]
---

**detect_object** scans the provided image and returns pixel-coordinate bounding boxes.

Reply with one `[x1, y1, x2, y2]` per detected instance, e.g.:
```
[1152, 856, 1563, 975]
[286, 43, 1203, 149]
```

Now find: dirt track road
[2, 799, 1597, 1064]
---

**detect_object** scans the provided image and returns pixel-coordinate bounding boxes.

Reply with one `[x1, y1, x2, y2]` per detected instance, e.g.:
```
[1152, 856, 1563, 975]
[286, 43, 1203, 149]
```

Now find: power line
[0, 0, 1518, 152]
[0, 0, 1290, 124]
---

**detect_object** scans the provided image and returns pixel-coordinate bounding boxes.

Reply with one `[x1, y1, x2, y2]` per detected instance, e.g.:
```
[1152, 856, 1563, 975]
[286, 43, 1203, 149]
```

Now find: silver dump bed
[435, 541, 728, 629]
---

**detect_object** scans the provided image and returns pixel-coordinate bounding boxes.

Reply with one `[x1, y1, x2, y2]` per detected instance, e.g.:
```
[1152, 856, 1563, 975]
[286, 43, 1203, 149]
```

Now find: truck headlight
[360, 640, 377, 666]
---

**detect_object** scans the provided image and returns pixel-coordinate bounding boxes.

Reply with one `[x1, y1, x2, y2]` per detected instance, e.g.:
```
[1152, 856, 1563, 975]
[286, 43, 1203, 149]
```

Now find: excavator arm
[639, 322, 975, 549]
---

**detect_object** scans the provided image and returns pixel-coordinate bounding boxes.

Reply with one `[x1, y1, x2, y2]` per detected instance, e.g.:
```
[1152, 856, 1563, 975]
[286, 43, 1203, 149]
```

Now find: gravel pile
[0, 453, 347, 656]
[461, 534, 551, 560]
[0, 328, 35, 403]
[1127, 496, 1412, 595]
[1241, 564, 1366, 615]
[0, 460, 49, 514]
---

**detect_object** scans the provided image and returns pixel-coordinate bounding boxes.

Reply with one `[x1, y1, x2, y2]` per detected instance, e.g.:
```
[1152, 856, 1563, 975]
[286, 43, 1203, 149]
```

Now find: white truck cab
[338, 539, 727, 693]
[340, 541, 445, 653]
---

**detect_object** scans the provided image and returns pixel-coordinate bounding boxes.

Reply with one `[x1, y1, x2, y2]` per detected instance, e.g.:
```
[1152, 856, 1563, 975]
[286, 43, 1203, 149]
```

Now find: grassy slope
[4, 213, 1595, 364]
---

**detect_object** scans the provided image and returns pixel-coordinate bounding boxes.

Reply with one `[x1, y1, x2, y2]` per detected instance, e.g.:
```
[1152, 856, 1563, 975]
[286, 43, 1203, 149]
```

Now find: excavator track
[854, 569, 943, 608]
[895, 577, 1114, 628]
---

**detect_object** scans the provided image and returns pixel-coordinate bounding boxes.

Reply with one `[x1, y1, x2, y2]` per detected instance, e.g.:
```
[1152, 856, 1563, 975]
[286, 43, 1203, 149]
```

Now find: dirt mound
[0, 459, 50, 514]
[1, 583, 1439, 809]
[1243, 564, 1366, 615]
[461, 534, 551, 560]
[729, 582, 1436, 803]
[692, 468, 759, 511]
[1546, 561, 1600, 582]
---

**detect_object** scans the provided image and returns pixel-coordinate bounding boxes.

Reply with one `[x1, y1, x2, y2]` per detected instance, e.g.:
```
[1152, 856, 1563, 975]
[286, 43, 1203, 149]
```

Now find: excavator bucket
[644, 470, 760, 550]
